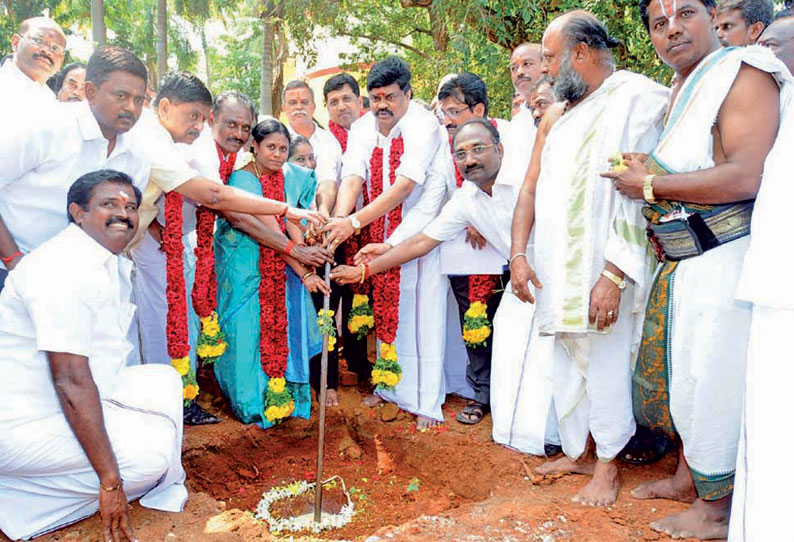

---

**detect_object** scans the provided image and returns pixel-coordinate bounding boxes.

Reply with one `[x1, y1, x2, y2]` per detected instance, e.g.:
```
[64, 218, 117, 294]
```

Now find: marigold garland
[316, 308, 337, 352]
[257, 167, 292, 423]
[347, 294, 374, 339]
[368, 137, 405, 390]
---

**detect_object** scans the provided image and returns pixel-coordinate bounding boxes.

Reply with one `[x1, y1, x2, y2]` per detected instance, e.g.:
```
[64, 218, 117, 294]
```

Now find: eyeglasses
[23, 34, 65, 56]
[441, 106, 472, 120]
[453, 143, 497, 162]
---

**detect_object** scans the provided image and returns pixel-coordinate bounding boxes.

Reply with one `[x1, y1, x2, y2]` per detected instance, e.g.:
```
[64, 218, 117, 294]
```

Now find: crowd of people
[0, 0, 790, 540]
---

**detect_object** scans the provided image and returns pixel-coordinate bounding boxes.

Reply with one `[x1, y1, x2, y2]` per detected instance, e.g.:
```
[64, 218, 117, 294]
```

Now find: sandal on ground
[456, 401, 490, 425]
[618, 426, 672, 465]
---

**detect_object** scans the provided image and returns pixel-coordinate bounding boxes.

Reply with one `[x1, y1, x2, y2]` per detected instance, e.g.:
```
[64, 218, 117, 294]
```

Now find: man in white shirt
[0, 169, 185, 542]
[282, 79, 343, 192]
[51, 61, 87, 102]
[323, 57, 448, 429]
[507, 42, 543, 183]
[0, 16, 65, 104]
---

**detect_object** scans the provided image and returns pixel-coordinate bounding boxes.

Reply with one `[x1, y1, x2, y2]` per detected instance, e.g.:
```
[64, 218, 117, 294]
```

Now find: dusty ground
[3, 373, 709, 542]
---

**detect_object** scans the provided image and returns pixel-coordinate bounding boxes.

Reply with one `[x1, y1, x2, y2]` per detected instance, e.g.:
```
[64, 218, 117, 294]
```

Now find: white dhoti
[727, 306, 794, 542]
[378, 247, 448, 421]
[0, 365, 186, 540]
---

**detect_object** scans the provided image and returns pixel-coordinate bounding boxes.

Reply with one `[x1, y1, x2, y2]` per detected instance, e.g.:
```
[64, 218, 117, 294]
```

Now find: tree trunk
[200, 25, 211, 88]
[91, 0, 106, 45]
[259, 7, 274, 117]
[156, 0, 168, 86]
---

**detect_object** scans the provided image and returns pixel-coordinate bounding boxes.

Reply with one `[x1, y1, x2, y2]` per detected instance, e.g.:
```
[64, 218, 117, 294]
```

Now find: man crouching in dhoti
[507, 10, 668, 506]
[0, 170, 186, 541]
[602, 0, 789, 539]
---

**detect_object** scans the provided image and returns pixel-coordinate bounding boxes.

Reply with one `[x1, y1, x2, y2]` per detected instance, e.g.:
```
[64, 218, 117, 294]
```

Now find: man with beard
[715, 0, 773, 46]
[0, 17, 65, 105]
[0, 170, 184, 541]
[603, 0, 788, 538]
[51, 62, 86, 102]
[282, 80, 343, 202]
[528, 76, 555, 127]
[435, 72, 512, 423]
[507, 43, 543, 183]
[322, 56, 448, 429]
[758, 16, 794, 73]
[309, 73, 371, 407]
[506, 10, 667, 506]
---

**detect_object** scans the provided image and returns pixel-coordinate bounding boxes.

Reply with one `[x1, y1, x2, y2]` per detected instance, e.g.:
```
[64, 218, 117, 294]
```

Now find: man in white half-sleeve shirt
[507, 42, 543, 183]
[0, 16, 65, 106]
[282, 79, 343, 193]
[0, 170, 185, 542]
[323, 56, 448, 430]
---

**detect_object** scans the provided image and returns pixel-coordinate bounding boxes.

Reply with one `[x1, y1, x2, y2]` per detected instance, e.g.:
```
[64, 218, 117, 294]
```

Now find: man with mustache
[603, 0, 790, 538]
[51, 62, 87, 102]
[435, 72, 511, 424]
[528, 76, 556, 127]
[323, 56, 449, 429]
[0, 16, 65, 105]
[0, 169, 184, 542]
[507, 10, 667, 507]
[507, 42, 543, 184]
[714, 0, 773, 46]
[0, 47, 321, 293]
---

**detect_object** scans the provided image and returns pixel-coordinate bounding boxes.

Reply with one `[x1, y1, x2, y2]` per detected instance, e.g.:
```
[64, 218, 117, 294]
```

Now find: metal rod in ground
[314, 262, 331, 524]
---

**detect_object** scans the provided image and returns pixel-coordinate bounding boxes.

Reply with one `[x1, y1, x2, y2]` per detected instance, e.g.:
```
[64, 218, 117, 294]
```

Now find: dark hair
[561, 10, 621, 50]
[153, 71, 212, 108]
[717, 0, 773, 27]
[212, 90, 256, 121]
[289, 135, 313, 159]
[452, 117, 501, 147]
[438, 72, 490, 118]
[251, 118, 291, 144]
[85, 46, 148, 89]
[67, 169, 141, 223]
[51, 62, 87, 93]
[362, 96, 370, 108]
[775, 7, 794, 20]
[531, 75, 553, 92]
[323, 73, 360, 102]
[366, 56, 411, 93]
[282, 80, 314, 102]
[639, 0, 718, 31]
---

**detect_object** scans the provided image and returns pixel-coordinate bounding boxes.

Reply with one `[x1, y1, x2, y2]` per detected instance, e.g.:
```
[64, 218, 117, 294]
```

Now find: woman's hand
[286, 206, 325, 227]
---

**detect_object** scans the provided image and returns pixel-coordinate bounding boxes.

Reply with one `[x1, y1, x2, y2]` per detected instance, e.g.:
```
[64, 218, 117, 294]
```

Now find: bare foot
[650, 496, 731, 540]
[572, 460, 619, 507]
[535, 454, 596, 476]
[631, 446, 697, 503]
[416, 415, 442, 430]
[326, 389, 339, 407]
[363, 394, 382, 407]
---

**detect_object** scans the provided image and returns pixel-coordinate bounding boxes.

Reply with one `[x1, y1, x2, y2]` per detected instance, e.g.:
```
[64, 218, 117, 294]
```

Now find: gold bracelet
[509, 252, 527, 267]
[301, 271, 315, 282]
[359, 263, 366, 284]
[643, 174, 657, 204]
[100, 478, 123, 492]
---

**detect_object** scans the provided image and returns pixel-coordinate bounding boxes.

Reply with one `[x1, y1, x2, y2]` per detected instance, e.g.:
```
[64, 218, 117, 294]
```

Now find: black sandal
[456, 401, 489, 425]
[618, 426, 672, 464]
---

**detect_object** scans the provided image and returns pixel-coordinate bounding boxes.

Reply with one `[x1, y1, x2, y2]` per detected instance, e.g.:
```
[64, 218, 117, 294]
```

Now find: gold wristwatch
[643, 174, 657, 204]
[349, 215, 361, 235]
[601, 269, 627, 290]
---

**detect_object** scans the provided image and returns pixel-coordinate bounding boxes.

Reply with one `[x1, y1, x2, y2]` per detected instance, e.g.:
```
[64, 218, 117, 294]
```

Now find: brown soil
[1, 374, 713, 542]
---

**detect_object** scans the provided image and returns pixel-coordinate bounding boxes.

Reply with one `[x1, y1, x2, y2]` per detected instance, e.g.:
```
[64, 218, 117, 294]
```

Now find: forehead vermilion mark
[660, 0, 677, 19]
[118, 191, 129, 203]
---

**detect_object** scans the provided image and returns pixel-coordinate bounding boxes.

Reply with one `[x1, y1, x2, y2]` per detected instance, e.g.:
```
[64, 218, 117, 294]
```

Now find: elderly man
[715, 0, 773, 46]
[759, 16, 794, 73]
[323, 56, 448, 429]
[0, 16, 65, 104]
[51, 62, 86, 102]
[0, 169, 184, 542]
[435, 72, 512, 423]
[507, 10, 667, 506]
[604, 0, 789, 538]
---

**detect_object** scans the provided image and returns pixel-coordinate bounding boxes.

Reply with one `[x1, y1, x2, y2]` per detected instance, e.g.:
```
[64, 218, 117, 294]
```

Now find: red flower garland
[328, 119, 348, 153]
[257, 168, 290, 378]
[448, 118, 501, 306]
[367, 137, 404, 344]
[163, 192, 190, 360]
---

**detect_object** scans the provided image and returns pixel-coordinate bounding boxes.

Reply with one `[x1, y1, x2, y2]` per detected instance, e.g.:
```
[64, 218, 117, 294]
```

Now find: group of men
[0, 0, 790, 540]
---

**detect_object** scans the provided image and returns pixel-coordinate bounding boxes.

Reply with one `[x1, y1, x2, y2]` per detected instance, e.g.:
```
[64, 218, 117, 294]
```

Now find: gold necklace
[253, 159, 262, 178]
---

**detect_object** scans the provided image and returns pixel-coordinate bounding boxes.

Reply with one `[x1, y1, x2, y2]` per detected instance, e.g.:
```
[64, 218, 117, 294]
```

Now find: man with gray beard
[496, 9, 668, 506]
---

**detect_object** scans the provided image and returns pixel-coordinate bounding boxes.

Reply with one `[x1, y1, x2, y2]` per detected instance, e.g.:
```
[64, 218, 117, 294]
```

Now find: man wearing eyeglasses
[0, 17, 65, 104]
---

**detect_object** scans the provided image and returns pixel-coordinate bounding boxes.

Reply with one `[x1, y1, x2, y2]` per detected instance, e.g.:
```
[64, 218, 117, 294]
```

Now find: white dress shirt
[288, 122, 342, 185]
[0, 224, 136, 426]
[0, 101, 150, 259]
[423, 166, 520, 260]
[0, 60, 56, 108]
[506, 105, 537, 185]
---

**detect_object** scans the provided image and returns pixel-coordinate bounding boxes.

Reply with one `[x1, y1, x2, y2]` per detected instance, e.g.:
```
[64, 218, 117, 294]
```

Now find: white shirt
[0, 225, 135, 426]
[0, 60, 56, 108]
[424, 166, 520, 260]
[0, 101, 150, 259]
[288, 122, 342, 185]
[506, 105, 537, 185]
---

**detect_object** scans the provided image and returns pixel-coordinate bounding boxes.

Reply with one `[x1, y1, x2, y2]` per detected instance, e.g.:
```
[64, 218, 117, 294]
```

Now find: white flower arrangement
[255, 475, 355, 534]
